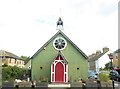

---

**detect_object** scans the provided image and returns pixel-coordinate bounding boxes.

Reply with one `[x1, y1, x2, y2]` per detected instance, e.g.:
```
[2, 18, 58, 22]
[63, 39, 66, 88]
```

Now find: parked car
[110, 70, 120, 81]
[88, 71, 98, 79]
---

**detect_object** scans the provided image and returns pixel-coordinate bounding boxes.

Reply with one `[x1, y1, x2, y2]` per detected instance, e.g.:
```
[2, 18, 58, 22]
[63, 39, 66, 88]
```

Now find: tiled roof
[88, 53, 104, 62]
[0, 50, 21, 59]
[88, 52, 109, 62]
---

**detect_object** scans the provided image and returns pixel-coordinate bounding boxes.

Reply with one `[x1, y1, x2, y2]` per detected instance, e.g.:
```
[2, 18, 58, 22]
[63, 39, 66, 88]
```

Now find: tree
[2, 63, 8, 67]
[20, 56, 30, 62]
[2, 67, 11, 81]
[103, 62, 111, 70]
[99, 67, 103, 71]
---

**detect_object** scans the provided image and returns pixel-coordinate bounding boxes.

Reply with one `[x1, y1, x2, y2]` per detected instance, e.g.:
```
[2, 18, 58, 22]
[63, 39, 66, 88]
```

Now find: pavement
[114, 81, 120, 89]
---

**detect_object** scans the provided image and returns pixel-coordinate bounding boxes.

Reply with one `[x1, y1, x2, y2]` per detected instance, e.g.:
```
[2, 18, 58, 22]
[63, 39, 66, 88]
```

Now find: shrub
[2, 66, 29, 81]
[99, 73, 110, 82]
[2, 64, 8, 67]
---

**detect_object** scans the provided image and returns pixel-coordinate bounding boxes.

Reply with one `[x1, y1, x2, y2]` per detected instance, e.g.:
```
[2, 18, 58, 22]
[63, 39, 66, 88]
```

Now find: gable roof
[31, 30, 88, 59]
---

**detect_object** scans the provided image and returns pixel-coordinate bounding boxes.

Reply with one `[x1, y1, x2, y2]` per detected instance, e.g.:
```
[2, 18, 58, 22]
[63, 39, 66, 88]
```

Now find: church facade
[31, 18, 88, 83]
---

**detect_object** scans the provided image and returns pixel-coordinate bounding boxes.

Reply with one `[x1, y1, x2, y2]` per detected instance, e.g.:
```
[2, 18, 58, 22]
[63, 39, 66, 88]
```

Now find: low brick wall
[85, 80, 98, 89]
[2, 81, 14, 87]
[71, 82, 82, 87]
[100, 81, 112, 89]
[2, 80, 115, 89]
[14, 81, 31, 87]
[83, 79, 113, 89]
[36, 82, 48, 87]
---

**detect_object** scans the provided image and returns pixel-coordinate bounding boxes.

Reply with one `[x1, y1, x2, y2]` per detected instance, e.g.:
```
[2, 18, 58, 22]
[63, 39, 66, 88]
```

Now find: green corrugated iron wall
[31, 34, 88, 82]
[25, 60, 31, 69]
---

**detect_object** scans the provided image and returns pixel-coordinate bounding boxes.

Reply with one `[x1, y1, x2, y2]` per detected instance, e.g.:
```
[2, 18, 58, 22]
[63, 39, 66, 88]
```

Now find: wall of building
[25, 60, 31, 69]
[31, 34, 88, 82]
[113, 51, 120, 68]
[88, 47, 109, 72]
[2, 57, 25, 68]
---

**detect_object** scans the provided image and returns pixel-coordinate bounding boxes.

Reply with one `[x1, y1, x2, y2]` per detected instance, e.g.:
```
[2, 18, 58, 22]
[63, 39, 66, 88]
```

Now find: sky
[0, 0, 119, 67]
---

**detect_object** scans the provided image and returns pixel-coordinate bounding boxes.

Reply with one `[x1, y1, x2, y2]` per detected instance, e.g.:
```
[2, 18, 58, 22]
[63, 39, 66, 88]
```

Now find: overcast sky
[0, 0, 119, 67]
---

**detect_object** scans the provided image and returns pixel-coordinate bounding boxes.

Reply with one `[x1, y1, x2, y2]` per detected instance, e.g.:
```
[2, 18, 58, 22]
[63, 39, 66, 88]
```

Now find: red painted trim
[51, 54, 68, 83]
[65, 74, 66, 82]
[60, 55, 63, 60]
[52, 73, 54, 81]
[52, 64, 54, 72]
[65, 64, 66, 72]
[56, 56, 59, 60]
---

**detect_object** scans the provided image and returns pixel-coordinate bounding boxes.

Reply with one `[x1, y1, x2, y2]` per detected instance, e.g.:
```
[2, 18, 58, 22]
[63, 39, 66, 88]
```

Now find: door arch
[51, 53, 68, 83]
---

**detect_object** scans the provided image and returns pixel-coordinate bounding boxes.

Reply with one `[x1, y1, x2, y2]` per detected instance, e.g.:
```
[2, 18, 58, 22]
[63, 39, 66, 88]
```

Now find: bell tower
[56, 17, 64, 30]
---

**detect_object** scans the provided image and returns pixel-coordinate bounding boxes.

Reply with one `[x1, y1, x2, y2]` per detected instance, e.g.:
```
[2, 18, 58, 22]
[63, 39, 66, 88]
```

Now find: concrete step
[48, 83, 70, 88]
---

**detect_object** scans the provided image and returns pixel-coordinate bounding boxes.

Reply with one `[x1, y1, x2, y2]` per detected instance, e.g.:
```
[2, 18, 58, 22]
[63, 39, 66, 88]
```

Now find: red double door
[51, 55, 67, 83]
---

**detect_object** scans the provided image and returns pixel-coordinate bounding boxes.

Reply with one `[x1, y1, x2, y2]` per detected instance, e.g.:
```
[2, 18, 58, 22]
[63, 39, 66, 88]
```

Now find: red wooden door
[55, 62, 64, 82]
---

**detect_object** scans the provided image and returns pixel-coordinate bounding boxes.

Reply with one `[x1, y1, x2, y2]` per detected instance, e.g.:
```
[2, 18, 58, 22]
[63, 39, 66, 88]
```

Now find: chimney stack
[103, 47, 109, 53]
[92, 53, 96, 57]
[96, 50, 101, 55]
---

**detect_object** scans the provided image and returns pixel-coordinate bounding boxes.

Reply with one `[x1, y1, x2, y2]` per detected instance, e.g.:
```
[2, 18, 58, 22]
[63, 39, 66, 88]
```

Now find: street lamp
[108, 53, 114, 89]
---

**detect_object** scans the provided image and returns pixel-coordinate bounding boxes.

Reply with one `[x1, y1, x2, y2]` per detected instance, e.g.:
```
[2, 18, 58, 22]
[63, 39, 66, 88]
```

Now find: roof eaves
[59, 31, 88, 59]
[31, 31, 61, 59]
[0, 50, 21, 60]
[24, 58, 31, 65]
[88, 51, 109, 62]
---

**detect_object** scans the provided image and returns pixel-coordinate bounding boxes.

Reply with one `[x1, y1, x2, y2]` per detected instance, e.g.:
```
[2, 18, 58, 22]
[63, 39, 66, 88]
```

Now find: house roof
[31, 30, 88, 59]
[88, 53, 104, 62]
[88, 51, 109, 62]
[115, 49, 120, 53]
[0, 50, 21, 59]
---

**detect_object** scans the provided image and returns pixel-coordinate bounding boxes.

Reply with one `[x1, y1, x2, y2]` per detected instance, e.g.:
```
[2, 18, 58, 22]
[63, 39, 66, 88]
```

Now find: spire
[56, 17, 63, 30]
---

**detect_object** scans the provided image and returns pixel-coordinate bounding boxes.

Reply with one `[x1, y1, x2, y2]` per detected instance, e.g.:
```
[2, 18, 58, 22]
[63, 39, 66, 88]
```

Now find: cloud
[0, 0, 118, 57]
[98, 2, 118, 16]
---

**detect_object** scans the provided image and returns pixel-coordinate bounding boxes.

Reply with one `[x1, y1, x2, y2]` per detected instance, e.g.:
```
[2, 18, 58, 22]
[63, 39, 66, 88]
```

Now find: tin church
[31, 18, 88, 83]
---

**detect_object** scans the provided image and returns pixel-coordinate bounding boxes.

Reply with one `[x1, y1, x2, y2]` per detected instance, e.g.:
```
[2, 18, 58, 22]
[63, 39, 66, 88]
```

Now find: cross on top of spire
[56, 17, 63, 30]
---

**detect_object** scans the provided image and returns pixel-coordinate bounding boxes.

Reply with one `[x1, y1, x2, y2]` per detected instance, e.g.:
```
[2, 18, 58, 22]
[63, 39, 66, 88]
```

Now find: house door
[51, 53, 68, 83]
[55, 62, 64, 82]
